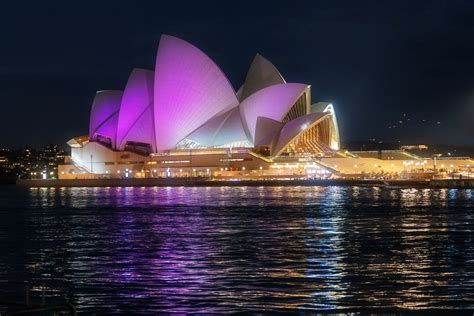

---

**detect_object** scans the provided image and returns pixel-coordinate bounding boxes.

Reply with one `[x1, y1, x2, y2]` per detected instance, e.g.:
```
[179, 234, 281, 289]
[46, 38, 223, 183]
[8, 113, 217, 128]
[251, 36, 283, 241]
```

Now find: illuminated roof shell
[89, 90, 123, 148]
[272, 112, 329, 156]
[116, 69, 155, 151]
[153, 35, 239, 151]
[238, 54, 286, 101]
[239, 83, 309, 144]
[311, 102, 340, 150]
[182, 106, 250, 148]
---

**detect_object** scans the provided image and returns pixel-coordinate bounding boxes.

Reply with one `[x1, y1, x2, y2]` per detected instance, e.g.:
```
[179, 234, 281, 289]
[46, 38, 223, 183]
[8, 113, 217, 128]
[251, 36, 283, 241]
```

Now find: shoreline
[15, 178, 474, 189]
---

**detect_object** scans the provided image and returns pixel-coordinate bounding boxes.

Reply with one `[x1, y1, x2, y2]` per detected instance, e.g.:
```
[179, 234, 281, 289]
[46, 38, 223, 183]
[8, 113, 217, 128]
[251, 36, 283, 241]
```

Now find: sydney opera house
[59, 35, 342, 179]
[58, 35, 473, 180]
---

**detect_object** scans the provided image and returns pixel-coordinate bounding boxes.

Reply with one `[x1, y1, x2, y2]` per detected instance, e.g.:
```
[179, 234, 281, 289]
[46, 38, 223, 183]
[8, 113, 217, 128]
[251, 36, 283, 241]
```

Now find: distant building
[401, 145, 429, 150]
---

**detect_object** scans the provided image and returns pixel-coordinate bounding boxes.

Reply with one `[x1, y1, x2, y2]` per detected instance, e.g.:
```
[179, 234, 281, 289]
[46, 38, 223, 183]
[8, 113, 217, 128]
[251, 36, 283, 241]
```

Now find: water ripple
[0, 186, 472, 313]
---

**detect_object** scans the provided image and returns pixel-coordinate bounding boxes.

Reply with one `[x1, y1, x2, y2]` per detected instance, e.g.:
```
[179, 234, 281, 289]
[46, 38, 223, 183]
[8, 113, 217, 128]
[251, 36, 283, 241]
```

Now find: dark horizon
[0, 0, 473, 148]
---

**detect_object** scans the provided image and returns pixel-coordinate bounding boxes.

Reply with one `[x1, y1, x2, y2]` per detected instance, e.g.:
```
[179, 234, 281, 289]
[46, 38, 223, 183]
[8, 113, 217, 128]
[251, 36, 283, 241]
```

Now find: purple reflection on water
[0, 186, 473, 313]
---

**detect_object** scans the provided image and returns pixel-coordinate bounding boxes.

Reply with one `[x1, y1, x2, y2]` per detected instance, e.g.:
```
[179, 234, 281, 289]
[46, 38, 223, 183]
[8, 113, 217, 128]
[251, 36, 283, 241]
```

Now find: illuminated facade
[60, 35, 341, 178]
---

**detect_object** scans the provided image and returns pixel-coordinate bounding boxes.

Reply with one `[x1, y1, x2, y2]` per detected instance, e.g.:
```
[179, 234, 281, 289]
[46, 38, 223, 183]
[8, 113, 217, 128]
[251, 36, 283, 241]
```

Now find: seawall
[15, 178, 464, 188]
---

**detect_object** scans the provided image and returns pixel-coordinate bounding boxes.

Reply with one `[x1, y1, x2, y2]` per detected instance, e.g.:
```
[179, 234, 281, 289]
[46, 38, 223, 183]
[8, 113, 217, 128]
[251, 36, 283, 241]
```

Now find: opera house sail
[61, 35, 340, 178]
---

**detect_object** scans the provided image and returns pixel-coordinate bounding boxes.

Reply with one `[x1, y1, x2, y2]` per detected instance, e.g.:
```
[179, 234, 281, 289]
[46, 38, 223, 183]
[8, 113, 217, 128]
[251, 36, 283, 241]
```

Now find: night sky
[0, 0, 473, 148]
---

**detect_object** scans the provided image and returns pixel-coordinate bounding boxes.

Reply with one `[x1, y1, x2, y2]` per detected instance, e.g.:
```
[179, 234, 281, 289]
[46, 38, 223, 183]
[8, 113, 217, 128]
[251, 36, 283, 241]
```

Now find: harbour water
[0, 186, 473, 313]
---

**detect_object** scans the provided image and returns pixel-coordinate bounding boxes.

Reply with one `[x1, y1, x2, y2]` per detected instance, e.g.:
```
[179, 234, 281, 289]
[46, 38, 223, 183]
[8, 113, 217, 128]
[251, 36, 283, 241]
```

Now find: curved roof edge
[213, 107, 250, 147]
[181, 105, 251, 148]
[89, 90, 123, 147]
[116, 68, 155, 151]
[181, 107, 235, 148]
[255, 116, 283, 147]
[239, 83, 310, 143]
[272, 112, 330, 157]
[311, 102, 331, 113]
[153, 34, 239, 151]
[235, 84, 244, 101]
[239, 54, 286, 101]
[311, 102, 340, 150]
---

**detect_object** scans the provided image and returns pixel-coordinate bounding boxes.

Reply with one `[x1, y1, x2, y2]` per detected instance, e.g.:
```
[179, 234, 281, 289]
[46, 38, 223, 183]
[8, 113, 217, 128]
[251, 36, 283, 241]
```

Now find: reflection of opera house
[59, 35, 341, 179]
[60, 35, 472, 180]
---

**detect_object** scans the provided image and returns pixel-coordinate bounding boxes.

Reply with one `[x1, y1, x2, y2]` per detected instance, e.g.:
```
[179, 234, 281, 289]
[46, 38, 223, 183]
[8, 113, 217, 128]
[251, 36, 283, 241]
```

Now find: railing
[437, 157, 471, 160]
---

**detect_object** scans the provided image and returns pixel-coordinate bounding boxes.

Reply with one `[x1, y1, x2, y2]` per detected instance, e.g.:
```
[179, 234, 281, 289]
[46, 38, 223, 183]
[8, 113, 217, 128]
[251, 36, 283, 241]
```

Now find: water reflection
[0, 186, 472, 313]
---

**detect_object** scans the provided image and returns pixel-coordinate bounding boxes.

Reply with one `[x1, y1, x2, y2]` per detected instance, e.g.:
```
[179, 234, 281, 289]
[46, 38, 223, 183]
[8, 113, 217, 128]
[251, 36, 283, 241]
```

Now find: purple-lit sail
[153, 35, 239, 151]
[116, 69, 155, 151]
[183, 106, 250, 148]
[239, 83, 309, 143]
[212, 107, 250, 147]
[238, 54, 286, 101]
[254, 117, 283, 147]
[182, 109, 233, 148]
[89, 90, 123, 148]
